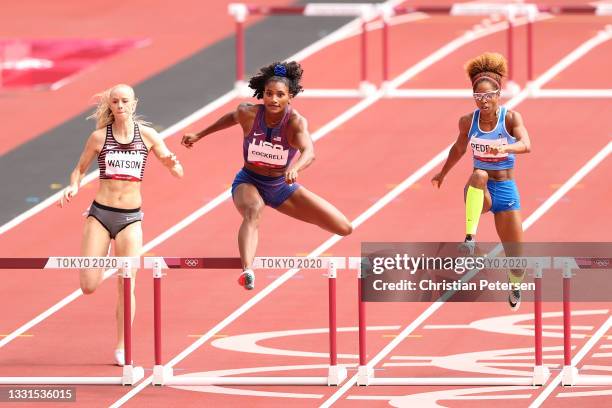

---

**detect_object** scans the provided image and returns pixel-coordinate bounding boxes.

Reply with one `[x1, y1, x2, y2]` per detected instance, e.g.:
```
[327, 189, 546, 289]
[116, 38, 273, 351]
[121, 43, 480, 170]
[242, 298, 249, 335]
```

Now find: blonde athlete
[59, 84, 183, 365]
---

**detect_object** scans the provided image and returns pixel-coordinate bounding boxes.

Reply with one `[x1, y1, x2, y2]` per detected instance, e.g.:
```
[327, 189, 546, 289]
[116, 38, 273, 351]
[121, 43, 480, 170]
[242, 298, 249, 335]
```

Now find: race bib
[105, 150, 145, 180]
[247, 140, 289, 167]
[470, 136, 508, 162]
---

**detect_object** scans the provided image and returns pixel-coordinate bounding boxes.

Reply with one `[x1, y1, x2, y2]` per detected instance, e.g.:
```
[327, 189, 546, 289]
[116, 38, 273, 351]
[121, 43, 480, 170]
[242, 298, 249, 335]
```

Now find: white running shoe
[114, 349, 125, 366]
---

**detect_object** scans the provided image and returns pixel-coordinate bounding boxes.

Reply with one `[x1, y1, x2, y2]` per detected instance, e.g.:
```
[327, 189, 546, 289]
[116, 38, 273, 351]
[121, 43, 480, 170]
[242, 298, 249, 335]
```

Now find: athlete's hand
[181, 133, 200, 149]
[489, 144, 506, 156]
[285, 167, 299, 184]
[160, 153, 179, 167]
[431, 172, 445, 188]
[59, 184, 78, 207]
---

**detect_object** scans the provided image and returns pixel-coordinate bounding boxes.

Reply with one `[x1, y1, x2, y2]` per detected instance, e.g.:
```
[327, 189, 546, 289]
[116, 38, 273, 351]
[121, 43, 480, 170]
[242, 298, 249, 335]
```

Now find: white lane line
[0, 0, 406, 348]
[320, 138, 612, 408]
[0, 90, 237, 236]
[529, 316, 612, 408]
[0, 3, 504, 351]
[319, 29, 612, 408]
[0, 0, 407, 237]
[529, 26, 612, 90]
[108, 15, 561, 408]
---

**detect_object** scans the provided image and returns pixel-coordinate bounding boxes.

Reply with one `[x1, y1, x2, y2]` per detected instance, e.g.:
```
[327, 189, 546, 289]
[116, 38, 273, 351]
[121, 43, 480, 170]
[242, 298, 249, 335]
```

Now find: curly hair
[248, 61, 304, 99]
[464, 52, 508, 90]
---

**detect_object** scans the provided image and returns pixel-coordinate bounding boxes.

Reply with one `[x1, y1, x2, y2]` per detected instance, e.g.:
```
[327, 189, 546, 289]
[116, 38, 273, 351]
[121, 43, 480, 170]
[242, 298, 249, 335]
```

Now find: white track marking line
[0, 90, 237, 236]
[529, 317, 612, 408]
[1, 0, 545, 237]
[109, 14, 590, 408]
[0, 3, 507, 351]
[0, 0, 405, 348]
[320, 138, 612, 408]
[0, 0, 410, 237]
[319, 30, 612, 408]
[107, 15, 523, 408]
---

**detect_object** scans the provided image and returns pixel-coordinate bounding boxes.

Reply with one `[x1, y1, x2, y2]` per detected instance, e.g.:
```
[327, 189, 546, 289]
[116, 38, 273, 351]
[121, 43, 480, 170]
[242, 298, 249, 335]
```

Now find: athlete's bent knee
[469, 169, 488, 187]
[241, 202, 264, 223]
[80, 269, 100, 294]
[81, 282, 97, 295]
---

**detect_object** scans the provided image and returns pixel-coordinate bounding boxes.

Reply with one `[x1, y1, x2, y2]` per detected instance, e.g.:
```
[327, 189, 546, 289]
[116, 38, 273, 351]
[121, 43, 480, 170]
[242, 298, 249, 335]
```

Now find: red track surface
[0, 0, 291, 154]
[1, 2, 611, 407]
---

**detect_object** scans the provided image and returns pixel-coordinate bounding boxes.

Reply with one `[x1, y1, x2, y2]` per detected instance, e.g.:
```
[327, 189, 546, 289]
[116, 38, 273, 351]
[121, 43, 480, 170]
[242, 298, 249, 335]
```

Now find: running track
[1, 2, 611, 407]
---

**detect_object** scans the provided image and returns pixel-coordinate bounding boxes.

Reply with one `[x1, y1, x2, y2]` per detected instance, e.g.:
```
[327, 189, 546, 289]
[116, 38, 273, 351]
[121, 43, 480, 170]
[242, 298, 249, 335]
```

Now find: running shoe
[508, 288, 521, 311]
[114, 349, 125, 366]
[238, 269, 255, 290]
[458, 235, 476, 256]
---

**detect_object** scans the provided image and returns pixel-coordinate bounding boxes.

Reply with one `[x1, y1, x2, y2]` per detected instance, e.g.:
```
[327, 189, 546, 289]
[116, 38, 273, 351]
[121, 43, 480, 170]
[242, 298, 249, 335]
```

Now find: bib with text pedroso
[470, 136, 508, 163]
[104, 150, 145, 181]
[247, 139, 289, 168]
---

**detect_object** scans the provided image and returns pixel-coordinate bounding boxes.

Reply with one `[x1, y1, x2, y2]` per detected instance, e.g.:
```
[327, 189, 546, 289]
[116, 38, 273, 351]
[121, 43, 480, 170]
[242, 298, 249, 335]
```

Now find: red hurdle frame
[147, 256, 349, 386]
[0, 257, 144, 385]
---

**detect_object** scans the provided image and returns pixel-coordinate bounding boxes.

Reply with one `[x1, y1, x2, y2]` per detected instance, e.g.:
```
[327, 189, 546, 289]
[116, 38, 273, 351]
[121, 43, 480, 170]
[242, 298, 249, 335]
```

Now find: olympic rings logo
[184, 258, 199, 267]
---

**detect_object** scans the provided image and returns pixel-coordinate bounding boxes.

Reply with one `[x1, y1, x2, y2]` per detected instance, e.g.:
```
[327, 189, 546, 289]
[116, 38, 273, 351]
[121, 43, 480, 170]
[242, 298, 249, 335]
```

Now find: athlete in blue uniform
[182, 61, 352, 290]
[431, 53, 531, 310]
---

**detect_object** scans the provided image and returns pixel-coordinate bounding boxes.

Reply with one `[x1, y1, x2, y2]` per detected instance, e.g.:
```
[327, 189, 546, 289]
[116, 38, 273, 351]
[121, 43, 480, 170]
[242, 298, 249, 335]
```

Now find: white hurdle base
[562, 365, 612, 386]
[357, 365, 550, 386]
[122, 365, 145, 385]
[0, 365, 144, 386]
[533, 365, 551, 386]
[327, 365, 348, 385]
[153, 365, 347, 386]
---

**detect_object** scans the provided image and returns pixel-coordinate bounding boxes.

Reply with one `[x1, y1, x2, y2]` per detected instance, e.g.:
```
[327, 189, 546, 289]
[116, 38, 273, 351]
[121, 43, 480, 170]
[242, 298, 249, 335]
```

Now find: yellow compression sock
[465, 186, 484, 236]
[509, 270, 525, 284]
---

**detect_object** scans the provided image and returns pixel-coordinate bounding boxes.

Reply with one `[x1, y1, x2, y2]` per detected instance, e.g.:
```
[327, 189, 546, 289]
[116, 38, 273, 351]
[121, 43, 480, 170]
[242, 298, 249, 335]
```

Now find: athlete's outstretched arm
[181, 103, 253, 148]
[431, 115, 471, 188]
[285, 114, 314, 184]
[59, 131, 102, 207]
[145, 127, 184, 178]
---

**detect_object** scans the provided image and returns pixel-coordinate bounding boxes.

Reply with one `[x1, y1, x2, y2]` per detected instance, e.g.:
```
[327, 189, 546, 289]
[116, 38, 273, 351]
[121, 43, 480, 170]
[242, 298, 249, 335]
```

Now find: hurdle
[384, 3, 539, 97]
[355, 256, 552, 386]
[145, 256, 350, 386]
[228, 3, 378, 97]
[0, 257, 144, 385]
[555, 256, 612, 386]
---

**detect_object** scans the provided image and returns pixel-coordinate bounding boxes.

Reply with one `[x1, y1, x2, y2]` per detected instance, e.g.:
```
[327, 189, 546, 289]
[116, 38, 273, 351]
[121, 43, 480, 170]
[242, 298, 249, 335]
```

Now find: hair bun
[273, 64, 287, 77]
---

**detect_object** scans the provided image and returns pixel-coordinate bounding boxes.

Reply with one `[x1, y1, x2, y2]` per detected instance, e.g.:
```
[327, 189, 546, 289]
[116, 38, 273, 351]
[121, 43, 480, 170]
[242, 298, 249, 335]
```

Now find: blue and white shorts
[487, 179, 521, 214]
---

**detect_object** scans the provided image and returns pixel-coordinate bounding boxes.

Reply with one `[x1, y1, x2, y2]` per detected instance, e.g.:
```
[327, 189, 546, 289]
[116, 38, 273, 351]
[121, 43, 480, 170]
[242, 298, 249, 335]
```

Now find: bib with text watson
[104, 150, 146, 181]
